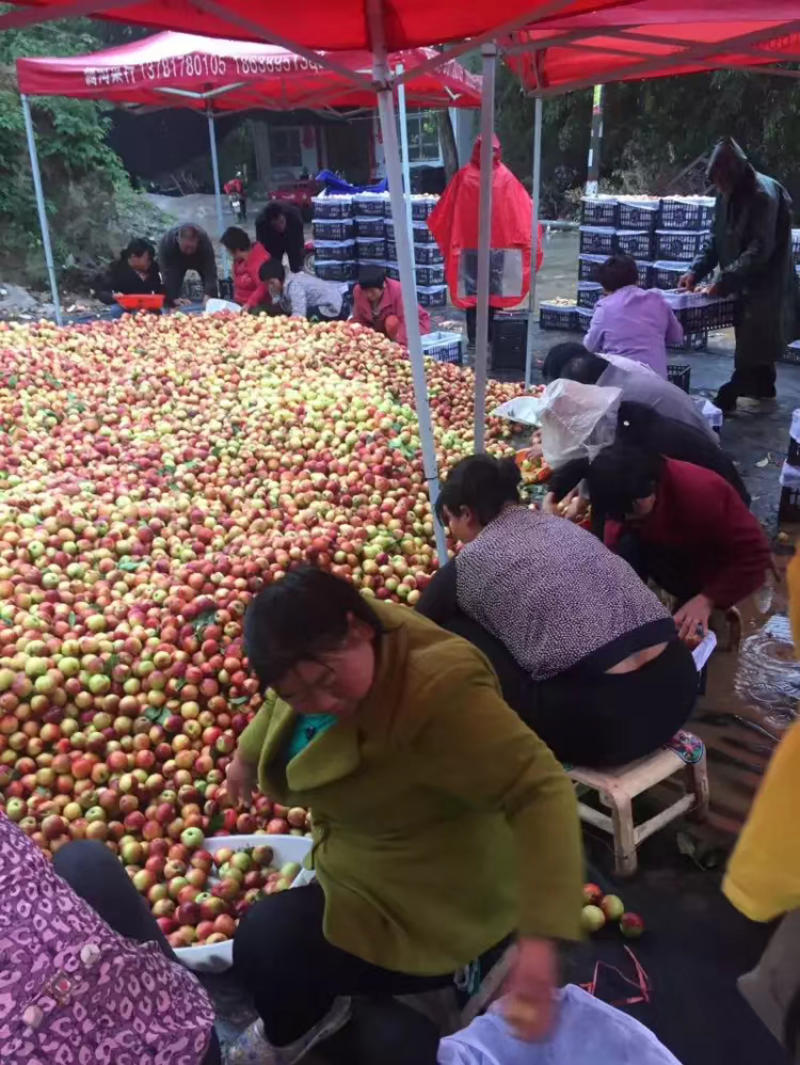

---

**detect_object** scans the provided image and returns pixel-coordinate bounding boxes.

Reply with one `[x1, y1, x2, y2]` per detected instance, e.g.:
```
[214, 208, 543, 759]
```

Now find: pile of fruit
[142, 838, 304, 949]
[0, 313, 541, 856]
[581, 883, 644, 939]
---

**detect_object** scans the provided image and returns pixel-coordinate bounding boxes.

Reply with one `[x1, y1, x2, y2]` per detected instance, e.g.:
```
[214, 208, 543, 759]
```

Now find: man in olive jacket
[680, 137, 799, 412]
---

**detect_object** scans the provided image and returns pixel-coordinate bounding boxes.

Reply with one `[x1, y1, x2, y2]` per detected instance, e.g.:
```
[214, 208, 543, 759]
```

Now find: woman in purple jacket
[0, 813, 219, 1064]
[583, 254, 684, 378]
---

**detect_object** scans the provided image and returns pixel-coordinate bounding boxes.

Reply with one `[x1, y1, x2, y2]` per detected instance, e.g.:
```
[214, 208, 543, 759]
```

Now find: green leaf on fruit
[231, 696, 249, 705]
[207, 810, 225, 834]
[68, 611, 76, 625]
[118, 557, 144, 572]
[7, 375, 17, 388]
[145, 706, 161, 721]
[105, 653, 119, 677]
[175, 678, 186, 692]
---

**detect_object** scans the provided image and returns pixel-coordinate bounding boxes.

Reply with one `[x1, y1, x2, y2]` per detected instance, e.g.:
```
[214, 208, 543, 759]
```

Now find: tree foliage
[0, 11, 156, 286]
[494, 63, 800, 220]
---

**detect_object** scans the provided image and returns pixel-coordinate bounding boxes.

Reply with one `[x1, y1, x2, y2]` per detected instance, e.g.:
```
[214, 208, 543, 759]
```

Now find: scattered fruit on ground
[620, 911, 645, 939]
[600, 893, 625, 922]
[582, 882, 604, 906]
[0, 313, 541, 859]
[580, 904, 607, 934]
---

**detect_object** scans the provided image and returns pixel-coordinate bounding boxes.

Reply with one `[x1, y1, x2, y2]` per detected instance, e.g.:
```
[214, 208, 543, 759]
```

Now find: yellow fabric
[237, 600, 584, 973]
[722, 548, 800, 921]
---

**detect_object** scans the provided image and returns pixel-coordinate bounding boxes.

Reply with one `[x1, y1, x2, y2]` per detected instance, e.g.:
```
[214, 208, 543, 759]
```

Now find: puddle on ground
[733, 614, 800, 732]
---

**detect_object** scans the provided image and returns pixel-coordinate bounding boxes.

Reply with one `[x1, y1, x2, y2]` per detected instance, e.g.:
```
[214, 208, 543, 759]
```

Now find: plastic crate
[414, 243, 443, 264]
[312, 195, 353, 220]
[577, 281, 603, 309]
[411, 197, 439, 221]
[313, 239, 355, 262]
[355, 236, 386, 259]
[651, 260, 691, 290]
[386, 264, 400, 281]
[314, 259, 358, 282]
[669, 331, 707, 352]
[793, 230, 800, 266]
[636, 261, 654, 288]
[578, 254, 605, 282]
[660, 197, 715, 231]
[416, 263, 445, 286]
[655, 229, 708, 261]
[666, 363, 691, 393]
[539, 302, 578, 331]
[354, 216, 385, 238]
[313, 218, 354, 242]
[617, 200, 659, 231]
[615, 229, 653, 259]
[780, 487, 800, 523]
[412, 221, 437, 245]
[491, 312, 528, 371]
[353, 192, 388, 217]
[579, 226, 617, 256]
[663, 291, 738, 332]
[782, 340, 800, 364]
[581, 197, 618, 227]
[576, 306, 594, 332]
[417, 284, 447, 307]
[421, 330, 463, 364]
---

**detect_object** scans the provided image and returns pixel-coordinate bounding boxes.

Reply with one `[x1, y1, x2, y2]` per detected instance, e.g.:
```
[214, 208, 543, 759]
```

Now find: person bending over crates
[587, 442, 772, 643]
[583, 253, 684, 378]
[416, 454, 697, 769]
[259, 258, 350, 321]
[223, 566, 583, 1065]
[352, 265, 430, 346]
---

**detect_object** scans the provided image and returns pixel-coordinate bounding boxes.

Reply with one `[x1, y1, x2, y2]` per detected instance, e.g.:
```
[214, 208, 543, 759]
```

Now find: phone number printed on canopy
[83, 52, 322, 87]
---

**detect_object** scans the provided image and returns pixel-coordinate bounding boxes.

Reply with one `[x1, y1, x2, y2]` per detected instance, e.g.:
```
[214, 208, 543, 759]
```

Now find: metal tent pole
[473, 43, 497, 452]
[21, 94, 62, 326]
[369, 17, 448, 565]
[585, 84, 605, 196]
[395, 63, 417, 299]
[207, 109, 229, 277]
[524, 95, 543, 389]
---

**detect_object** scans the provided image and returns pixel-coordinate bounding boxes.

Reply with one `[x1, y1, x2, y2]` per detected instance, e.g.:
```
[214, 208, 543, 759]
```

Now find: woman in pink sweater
[352, 266, 430, 346]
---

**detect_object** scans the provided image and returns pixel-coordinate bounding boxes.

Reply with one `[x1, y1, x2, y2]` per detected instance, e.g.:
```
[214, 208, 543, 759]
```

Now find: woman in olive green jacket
[225, 566, 583, 1065]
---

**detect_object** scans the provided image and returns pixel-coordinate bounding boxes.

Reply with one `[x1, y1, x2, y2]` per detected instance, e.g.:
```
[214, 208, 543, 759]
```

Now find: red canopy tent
[15, 32, 482, 111]
[501, 0, 800, 384]
[505, 1, 800, 94]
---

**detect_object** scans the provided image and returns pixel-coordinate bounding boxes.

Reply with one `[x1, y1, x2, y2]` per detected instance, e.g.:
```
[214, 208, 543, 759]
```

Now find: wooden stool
[568, 740, 709, 877]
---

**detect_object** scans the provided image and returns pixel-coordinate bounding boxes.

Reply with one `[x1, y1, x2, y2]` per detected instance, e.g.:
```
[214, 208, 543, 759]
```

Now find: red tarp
[507, 1, 800, 93]
[16, 32, 481, 110]
[3, 0, 636, 54]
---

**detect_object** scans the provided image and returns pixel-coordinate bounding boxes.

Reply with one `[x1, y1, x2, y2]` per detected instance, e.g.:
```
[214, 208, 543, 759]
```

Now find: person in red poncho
[427, 134, 543, 347]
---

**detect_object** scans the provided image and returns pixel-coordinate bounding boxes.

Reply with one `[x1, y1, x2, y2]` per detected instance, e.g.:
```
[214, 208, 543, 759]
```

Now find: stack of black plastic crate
[384, 195, 447, 309]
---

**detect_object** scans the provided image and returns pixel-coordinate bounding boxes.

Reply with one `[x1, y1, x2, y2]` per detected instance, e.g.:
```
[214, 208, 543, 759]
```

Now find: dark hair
[124, 238, 155, 260]
[561, 352, 607, 385]
[244, 566, 381, 690]
[178, 224, 200, 240]
[596, 254, 638, 292]
[259, 258, 285, 284]
[587, 443, 664, 521]
[358, 265, 386, 290]
[435, 454, 521, 526]
[264, 202, 287, 224]
[221, 226, 251, 252]
[541, 342, 589, 384]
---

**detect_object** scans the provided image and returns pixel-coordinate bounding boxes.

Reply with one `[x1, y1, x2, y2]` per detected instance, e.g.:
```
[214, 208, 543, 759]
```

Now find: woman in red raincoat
[428, 134, 543, 347]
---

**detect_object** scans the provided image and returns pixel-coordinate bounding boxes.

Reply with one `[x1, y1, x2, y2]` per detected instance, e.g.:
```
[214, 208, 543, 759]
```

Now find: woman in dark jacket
[93, 238, 162, 306]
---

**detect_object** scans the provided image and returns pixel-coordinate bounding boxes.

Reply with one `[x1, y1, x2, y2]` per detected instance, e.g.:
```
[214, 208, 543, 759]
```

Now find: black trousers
[465, 305, 496, 345]
[441, 614, 697, 767]
[53, 840, 221, 1065]
[233, 883, 504, 1065]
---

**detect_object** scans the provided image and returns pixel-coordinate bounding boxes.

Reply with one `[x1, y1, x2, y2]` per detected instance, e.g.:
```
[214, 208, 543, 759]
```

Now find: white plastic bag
[204, 298, 242, 315]
[538, 379, 622, 468]
[438, 985, 682, 1065]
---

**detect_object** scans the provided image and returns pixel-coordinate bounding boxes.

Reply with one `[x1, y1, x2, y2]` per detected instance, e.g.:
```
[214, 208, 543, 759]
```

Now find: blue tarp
[316, 169, 388, 195]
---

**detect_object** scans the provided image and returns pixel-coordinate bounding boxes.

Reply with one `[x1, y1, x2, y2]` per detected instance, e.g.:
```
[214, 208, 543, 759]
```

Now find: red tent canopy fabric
[16, 32, 482, 110]
[506, 1, 800, 94]
[3, 0, 636, 54]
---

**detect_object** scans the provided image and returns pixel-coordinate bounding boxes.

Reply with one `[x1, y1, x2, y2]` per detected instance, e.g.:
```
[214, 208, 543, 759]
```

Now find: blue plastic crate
[354, 216, 385, 238]
[421, 330, 463, 364]
[312, 195, 353, 220]
[655, 230, 708, 262]
[539, 302, 578, 331]
[579, 226, 617, 256]
[581, 197, 618, 227]
[577, 282, 603, 309]
[615, 229, 653, 259]
[313, 218, 354, 242]
[617, 200, 659, 231]
[417, 284, 447, 307]
[660, 197, 714, 231]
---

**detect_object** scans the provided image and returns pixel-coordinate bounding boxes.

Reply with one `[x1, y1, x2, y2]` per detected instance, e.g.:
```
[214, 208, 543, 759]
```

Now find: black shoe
[714, 381, 738, 414]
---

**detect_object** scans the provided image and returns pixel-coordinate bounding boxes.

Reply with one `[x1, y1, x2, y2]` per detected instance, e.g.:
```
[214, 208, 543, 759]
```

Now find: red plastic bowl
[114, 293, 166, 311]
